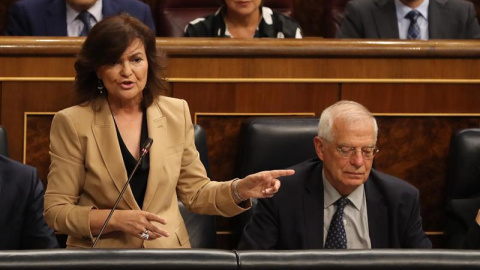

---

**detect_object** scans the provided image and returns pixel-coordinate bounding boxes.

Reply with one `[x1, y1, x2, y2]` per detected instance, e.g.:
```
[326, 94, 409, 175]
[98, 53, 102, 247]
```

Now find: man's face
[65, 0, 98, 11]
[314, 117, 376, 195]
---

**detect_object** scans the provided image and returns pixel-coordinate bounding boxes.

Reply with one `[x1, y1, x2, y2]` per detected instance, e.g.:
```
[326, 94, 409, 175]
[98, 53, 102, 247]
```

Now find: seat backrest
[444, 128, 480, 248]
[194, 124, 211, 178]
[156, 0, 219, 37]
[0, 125, 8, 157]
[156, 0, 295, 37]
[321, 0, 352, 38]
[177, 124, 216, 248]
[236, 117, 319, 178]
[231, 117, 319, 247]
[446, 128, 480, 202]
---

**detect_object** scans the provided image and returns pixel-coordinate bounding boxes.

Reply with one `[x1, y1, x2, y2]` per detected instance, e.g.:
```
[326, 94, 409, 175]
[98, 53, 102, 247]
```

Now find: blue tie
[324, 197, 349, 249]
[405, 10, 421, 40]
[78, 11, 92, 36]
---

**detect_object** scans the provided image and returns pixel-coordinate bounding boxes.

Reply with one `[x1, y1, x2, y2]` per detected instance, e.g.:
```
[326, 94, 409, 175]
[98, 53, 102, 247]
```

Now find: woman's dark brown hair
[74, 14, 168, 109]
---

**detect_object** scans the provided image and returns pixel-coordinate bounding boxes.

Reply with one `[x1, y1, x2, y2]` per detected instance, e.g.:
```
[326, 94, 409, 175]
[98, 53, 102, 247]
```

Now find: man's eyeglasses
[335, 145, 379, 160]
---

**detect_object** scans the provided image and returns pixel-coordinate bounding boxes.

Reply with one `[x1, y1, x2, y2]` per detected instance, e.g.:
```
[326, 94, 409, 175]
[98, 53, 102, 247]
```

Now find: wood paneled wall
[1, 37, 480, 248]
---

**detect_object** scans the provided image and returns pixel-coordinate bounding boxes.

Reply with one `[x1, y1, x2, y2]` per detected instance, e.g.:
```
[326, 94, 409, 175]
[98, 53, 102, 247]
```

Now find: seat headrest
[446, 128, 480, 201]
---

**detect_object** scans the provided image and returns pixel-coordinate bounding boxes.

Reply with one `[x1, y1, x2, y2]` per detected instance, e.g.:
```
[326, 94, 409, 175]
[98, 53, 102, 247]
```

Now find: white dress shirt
[66, 0, 103, 37]
[395, 0, 430, 40]
[323, 170, 371, 249]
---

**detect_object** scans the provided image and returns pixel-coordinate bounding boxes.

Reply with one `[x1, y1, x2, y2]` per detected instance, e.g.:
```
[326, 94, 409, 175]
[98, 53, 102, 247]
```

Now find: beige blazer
[44, 96, 247, 248]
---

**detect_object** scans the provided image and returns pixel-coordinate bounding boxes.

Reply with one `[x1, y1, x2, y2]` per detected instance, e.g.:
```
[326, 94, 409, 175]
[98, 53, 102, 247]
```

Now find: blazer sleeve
[402, 189, 432, 248]
[22, 168, 59, 249]
[44, 110, 95, 240]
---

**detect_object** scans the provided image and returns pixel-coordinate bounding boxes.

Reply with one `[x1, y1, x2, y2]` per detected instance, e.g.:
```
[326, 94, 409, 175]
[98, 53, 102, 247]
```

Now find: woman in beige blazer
[44, 14, 294, 249]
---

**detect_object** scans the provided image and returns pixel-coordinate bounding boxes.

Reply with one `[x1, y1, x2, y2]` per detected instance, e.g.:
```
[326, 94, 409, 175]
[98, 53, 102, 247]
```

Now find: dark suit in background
[238, 158, 432, 250]
[0, 155, 58, 249]
[445, 197, 480, 249]
[5, 0, 156, 36]
[337, 0, 480, 39]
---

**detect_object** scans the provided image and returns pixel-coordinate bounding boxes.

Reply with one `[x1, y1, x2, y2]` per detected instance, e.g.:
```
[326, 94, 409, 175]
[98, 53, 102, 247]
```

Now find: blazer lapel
[365, 176, 389, 248]
[91, 99, 138, 210]
[373, 0, 399, 38]
[142, 102, 166, 211]
[303, 165, 325, 249]
[428, 0, 449, 38]
[45, 0, 68, 36]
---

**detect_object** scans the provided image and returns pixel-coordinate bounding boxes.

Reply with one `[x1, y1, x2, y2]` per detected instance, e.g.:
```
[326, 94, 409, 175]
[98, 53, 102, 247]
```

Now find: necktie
[78, 11, 92, 36]
[324, 197, 349, 249]
[405, 10, 421, 40]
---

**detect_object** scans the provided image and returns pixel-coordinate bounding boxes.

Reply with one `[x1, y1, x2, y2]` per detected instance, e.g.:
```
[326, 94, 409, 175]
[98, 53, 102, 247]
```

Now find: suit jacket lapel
[428, 0, 449, 38]
[46, 0, 68, 36]
[303, 164, 325, 249]
[91, 99, 138, 210]
[142, 102, 166, 211]
[373, 0, 399, 38]
[365, 174, 389, 248]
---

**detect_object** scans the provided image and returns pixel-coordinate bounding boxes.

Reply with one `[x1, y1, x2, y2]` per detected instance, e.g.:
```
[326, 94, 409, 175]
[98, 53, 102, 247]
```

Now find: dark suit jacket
[337, 0, 480, 39]
[445, 197, 480, 249]
[238, 158, 432, 249]
[0, 155, 58, 249]
[5, 0, 156, 36]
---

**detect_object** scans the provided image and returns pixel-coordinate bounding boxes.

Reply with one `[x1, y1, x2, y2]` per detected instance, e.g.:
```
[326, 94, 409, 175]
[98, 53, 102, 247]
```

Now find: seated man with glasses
[238, 100, 432, 250]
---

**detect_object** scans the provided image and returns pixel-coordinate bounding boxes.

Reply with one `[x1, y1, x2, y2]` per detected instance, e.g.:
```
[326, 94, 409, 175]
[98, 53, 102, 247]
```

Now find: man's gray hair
[318, 100, 378, 142]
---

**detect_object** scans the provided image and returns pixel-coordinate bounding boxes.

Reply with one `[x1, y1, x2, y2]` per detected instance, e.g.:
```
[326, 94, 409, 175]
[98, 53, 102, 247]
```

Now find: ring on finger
[139, 229, 149, 240]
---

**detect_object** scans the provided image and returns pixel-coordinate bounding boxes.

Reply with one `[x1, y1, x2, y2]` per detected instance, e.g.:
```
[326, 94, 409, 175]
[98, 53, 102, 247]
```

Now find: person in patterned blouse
[184, 0, 302, 38]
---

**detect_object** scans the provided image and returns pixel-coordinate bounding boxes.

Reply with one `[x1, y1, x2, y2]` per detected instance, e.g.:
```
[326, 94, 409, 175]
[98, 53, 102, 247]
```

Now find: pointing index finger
[267, 169, 295, 179]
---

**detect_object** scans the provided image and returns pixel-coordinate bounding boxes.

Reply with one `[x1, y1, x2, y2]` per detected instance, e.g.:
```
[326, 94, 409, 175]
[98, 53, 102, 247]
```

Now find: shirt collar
[323, 169, 365, 211]
[395, 0, 429, 22]
[66, 0, 103, 25]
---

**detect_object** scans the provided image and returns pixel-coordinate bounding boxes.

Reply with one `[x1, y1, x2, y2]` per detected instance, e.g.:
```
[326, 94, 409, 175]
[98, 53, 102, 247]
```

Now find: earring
[97, 79, 104, 94]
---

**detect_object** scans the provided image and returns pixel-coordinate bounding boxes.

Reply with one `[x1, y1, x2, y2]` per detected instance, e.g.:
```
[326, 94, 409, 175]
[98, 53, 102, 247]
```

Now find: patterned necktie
[78, 11, 92, 36]
[324, 197, 349, 249]
[405, 10, 421, 40]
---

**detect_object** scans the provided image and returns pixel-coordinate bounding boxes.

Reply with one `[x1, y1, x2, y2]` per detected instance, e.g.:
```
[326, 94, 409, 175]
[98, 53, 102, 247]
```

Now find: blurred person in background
[5, 0, 156, 36]
[0, 155, 59, 249]
[337, 0, 480, 39]
[185, 0, 302, 38]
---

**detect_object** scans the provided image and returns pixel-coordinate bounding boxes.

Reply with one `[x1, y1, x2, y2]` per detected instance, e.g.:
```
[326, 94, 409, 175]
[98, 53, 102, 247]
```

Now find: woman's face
[96, 38, 148, 106]
[224, 0, 262, 17]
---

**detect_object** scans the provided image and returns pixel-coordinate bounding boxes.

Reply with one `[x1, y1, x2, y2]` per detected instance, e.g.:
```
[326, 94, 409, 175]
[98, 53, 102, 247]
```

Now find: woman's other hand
[112, 210, 170, 240]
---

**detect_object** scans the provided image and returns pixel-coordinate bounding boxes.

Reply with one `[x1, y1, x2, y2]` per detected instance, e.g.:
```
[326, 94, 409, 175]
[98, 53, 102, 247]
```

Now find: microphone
[92, 138, 153, 248]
